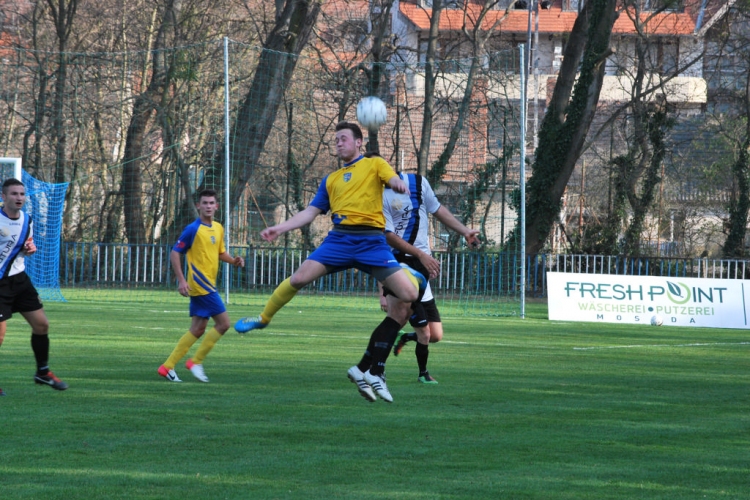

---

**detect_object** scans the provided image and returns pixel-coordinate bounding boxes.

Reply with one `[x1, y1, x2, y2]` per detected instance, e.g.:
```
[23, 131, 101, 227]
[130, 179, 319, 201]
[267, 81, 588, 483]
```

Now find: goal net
[0, 159, 67, 301]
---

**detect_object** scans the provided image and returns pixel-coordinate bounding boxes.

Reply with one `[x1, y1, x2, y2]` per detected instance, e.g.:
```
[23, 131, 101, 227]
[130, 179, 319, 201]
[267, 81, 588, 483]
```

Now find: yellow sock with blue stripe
[164, 331, 198, 369]
[260, 277, 299, 323]
[192, 328, 222, 364]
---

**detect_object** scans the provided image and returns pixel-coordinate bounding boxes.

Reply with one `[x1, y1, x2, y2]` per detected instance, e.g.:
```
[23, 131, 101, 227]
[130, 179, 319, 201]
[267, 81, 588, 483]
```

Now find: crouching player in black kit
[0, 178, 67, 395]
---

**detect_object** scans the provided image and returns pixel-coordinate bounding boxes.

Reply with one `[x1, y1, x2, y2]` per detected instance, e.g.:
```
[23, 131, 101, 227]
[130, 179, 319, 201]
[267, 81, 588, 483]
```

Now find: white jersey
[383, 172, 440, 256]
[383, 172, 440, 302]
[0, 209, 32, 279]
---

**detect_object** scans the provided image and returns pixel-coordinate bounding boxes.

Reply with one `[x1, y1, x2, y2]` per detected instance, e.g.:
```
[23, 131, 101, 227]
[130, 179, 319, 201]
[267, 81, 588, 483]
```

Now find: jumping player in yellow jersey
[235, 121, 420, 402]
[158, 189, 245, 383]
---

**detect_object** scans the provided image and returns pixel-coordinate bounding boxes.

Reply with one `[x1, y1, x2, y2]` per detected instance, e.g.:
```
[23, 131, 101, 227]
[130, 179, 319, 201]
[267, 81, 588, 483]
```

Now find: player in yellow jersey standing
[235, 121, 420, 402]
[158, 189, 245, 383]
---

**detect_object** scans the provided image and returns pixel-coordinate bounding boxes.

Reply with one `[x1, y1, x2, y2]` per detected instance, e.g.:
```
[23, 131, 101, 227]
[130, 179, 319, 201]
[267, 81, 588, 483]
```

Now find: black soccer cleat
[34, 371, 68, 391]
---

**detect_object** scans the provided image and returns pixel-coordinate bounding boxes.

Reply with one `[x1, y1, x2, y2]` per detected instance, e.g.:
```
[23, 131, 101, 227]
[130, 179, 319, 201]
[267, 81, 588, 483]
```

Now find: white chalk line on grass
[574, 342, 750, 351]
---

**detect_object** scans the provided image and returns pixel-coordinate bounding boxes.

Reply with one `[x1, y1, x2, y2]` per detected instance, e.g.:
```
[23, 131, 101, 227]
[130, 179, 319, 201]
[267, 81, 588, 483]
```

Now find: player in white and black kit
[0, 178, 67, 395]
[381, 171, 480, 383]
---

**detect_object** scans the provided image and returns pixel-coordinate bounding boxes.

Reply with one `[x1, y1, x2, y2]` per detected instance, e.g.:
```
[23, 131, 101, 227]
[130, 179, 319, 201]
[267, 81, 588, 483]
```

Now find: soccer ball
[650, 315, 663, 326]
[356, 96, 387, 131]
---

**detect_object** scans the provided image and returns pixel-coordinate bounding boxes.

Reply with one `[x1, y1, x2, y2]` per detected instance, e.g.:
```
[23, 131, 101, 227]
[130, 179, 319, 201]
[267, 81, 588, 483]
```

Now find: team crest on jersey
[210, 236, 216, 244]
[391, 199, 404, 211]
[343, 173, 352, 182]
[0, 228, 7, 237]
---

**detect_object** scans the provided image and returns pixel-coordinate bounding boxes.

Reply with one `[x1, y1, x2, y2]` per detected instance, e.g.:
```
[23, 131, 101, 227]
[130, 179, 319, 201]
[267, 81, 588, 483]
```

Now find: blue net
[21, 171, 68, 302]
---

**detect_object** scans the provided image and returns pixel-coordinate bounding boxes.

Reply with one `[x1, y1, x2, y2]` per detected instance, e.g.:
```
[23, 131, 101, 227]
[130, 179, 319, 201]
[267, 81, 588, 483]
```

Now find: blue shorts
[189, 291, 226, 319]
[308, 231, 400, 276]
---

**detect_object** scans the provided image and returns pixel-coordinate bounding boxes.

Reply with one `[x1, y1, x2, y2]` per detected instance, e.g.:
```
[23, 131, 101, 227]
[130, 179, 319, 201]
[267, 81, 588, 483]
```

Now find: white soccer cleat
[347, 366, 376, 402]
[186, 358, 209, 383]
[364, 370, 393, 403]
[158, 364, 182, 382]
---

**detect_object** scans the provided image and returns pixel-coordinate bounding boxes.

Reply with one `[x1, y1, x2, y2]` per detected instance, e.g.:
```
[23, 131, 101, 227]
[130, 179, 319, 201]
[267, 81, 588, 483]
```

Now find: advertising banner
[547, 272, 749, 329]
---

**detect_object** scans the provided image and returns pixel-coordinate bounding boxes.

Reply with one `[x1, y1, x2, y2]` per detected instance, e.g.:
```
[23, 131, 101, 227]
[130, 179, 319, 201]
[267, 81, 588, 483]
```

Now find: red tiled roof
[399, 3, 701, 36]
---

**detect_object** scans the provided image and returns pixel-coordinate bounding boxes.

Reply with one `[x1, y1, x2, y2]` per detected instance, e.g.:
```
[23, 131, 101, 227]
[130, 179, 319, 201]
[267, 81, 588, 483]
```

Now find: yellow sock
[192, 328, 222, 365]
[164, 331, 198, 369]
[260, 277, 299, 323]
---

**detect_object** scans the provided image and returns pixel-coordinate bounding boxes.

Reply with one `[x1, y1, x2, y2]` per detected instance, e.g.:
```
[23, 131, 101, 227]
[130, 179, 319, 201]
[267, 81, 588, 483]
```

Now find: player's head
[335, 122, 363, 163]
[1, 178, 26, 212]
[195, 189, 218, 219]
[2, 178, 24, 195]
[196, 188, 218, 203]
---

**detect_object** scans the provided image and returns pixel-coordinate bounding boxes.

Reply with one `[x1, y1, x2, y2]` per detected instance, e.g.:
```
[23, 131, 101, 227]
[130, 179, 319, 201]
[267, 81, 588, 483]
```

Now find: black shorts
[0, 272, 43, 321]
[408, 298, 441, 328]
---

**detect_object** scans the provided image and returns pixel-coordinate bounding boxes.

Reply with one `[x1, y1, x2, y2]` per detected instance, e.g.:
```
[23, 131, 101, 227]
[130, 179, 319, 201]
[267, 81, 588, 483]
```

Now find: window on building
[642, 0, 683, 12]
[648, 39, 679, 74]
[563, 0, 584, 11]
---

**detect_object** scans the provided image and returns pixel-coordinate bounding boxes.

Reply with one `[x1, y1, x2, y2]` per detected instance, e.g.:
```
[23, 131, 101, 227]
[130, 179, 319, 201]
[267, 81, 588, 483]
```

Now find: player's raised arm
[433, 205, 481, 248]
[387, 175, 409, 194]
[260, 206, 323, 242]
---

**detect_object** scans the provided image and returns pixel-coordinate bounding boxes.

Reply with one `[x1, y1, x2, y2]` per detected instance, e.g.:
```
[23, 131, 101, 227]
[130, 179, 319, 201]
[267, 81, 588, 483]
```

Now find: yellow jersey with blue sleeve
[309, 155, 395, 229]
[172, 219, 225, 296]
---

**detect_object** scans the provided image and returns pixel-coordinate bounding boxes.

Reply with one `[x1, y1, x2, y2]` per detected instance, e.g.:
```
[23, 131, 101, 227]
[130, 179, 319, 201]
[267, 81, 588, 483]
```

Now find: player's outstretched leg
[236, 278, 299, 333]
[347, 366, 376, 402]
[234, 315, 268, 333]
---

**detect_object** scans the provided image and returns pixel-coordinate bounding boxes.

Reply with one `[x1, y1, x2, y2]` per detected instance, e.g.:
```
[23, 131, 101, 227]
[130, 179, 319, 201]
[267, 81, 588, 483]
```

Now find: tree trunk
[120, 0, 181, 244]
[417, 0, 442, 176]
[621, 104, 669, 256]
[227, 0, 323, 208]
[47, 0, 77, 184]
[723, 137, 750, 258]
[361, 0, 395, 154]
[516, 0, 618, 255]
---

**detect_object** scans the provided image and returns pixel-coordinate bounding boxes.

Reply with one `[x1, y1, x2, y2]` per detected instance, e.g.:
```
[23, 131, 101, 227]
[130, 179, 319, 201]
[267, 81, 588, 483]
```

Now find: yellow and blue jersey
[172, 219, 225, 296]
[310, 155, 395, 229]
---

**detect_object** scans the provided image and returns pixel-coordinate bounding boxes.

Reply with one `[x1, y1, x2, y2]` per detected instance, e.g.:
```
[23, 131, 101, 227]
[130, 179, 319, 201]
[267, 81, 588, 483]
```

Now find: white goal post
[0, 157, 23, 182]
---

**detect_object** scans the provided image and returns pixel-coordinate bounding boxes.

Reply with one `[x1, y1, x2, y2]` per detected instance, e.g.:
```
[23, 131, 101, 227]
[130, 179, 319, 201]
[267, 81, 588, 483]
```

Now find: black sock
[357, 338, 375, 373]
[31, 334, 50, 375]
[415, 341, 429, 374]
[369, 317, 401, 376]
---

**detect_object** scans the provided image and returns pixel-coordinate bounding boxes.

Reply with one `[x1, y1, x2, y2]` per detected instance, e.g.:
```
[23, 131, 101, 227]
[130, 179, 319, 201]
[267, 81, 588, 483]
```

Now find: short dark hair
[2, 178, 24, 193]
[335, 121, 363, 142]
[197, 188, 218, 202]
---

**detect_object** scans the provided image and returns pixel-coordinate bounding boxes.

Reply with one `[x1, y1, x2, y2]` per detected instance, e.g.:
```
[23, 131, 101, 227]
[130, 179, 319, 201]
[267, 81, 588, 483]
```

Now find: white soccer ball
[356, 96, 387, 131]
[650, 315, 663, 326]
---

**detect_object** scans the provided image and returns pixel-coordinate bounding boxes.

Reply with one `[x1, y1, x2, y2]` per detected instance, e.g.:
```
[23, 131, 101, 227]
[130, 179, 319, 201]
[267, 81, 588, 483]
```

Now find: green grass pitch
[0, 297, 748, 499]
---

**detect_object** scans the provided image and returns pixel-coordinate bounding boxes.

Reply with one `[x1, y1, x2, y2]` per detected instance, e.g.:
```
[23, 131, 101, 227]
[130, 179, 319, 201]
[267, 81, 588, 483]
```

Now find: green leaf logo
[666, 281, 691, 305]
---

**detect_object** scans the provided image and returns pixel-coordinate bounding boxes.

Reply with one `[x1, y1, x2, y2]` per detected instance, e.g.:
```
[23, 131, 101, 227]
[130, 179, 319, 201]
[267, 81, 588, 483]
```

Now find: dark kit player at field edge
[0, 178, 68, 395]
